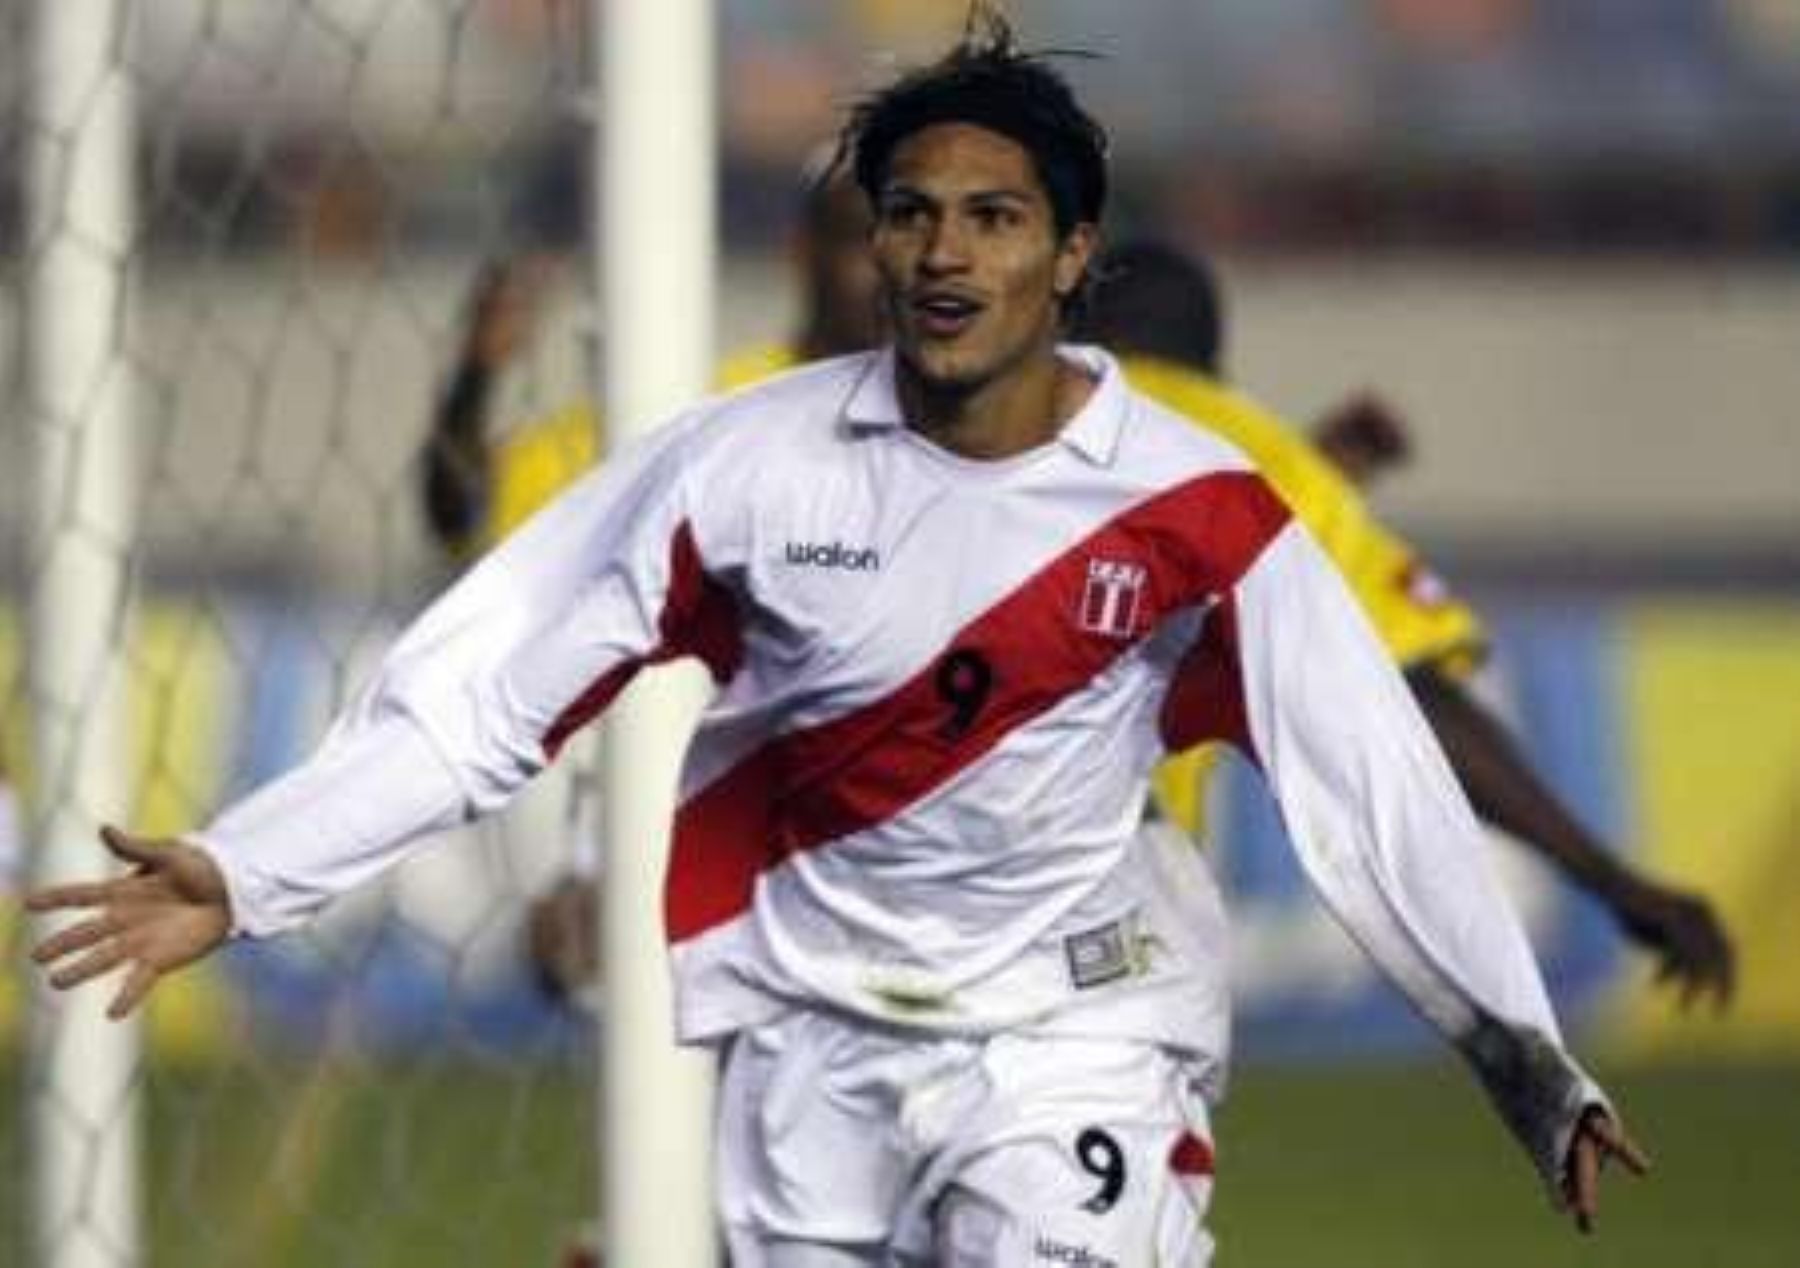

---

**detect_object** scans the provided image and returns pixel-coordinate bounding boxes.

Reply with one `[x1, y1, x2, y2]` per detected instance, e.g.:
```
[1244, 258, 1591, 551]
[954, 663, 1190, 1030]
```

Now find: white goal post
[592, 1, 720, 1266]
[24, 3, 143, 1266]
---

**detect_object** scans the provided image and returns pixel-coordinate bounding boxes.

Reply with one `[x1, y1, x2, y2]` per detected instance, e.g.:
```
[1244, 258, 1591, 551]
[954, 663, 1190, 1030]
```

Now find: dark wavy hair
[841, 6, 1109, 240]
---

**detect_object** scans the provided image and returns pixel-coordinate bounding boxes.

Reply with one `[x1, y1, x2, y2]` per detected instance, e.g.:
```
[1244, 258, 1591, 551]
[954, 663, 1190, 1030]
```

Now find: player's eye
[877, 196, 929, 230]
[970, 203, 1021, 231]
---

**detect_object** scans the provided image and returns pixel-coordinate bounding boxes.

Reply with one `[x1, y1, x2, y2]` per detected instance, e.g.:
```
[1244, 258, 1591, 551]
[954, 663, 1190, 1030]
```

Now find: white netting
[4, 5, 606, 1264]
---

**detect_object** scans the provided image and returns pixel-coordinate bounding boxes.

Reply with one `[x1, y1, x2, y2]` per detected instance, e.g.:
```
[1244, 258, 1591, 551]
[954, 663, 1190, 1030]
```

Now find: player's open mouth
[912, 292, 984, 338]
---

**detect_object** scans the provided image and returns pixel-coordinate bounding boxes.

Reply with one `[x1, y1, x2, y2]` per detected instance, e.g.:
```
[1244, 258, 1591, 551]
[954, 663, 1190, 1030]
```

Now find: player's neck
[897, 344, 1092, 462]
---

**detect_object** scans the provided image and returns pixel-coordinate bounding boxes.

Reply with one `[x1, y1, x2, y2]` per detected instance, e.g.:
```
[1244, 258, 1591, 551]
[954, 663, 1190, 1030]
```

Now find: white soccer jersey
[197, 346, 1603, 1187]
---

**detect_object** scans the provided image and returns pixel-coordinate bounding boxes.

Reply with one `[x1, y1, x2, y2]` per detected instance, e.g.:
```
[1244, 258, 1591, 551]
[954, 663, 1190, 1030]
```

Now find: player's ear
[1053, 223, 1099, 300]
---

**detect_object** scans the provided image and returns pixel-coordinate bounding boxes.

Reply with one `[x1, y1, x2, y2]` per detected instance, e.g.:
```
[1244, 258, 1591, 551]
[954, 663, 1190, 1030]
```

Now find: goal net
[4, 4, 607, 1264]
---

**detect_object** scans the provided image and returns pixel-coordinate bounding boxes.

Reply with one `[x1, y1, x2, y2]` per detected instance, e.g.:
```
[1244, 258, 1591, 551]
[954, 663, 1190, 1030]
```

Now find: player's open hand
[1613, 879, 1735, 1011]
[1311, 391, 1413, 488]
[525, 873, 602, 1004]
[26, 825, 232, 1020]
[1562, 1105, 1649, 1234]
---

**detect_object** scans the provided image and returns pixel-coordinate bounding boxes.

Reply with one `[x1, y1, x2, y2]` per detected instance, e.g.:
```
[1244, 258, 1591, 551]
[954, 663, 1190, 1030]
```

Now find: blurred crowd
[2, 0, 1798, 256]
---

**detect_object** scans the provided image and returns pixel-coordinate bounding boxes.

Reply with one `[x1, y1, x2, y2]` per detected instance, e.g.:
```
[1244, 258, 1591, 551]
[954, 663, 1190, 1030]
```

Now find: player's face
[872, 123, 1094, 396]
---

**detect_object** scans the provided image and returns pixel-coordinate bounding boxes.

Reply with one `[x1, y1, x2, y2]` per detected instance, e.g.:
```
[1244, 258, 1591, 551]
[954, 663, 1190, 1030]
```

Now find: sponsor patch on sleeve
[1064, 917, 1134, 990]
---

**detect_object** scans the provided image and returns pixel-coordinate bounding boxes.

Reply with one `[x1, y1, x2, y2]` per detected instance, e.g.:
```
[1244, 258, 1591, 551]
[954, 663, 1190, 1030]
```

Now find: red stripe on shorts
[1169, 1131, 1215, 1177]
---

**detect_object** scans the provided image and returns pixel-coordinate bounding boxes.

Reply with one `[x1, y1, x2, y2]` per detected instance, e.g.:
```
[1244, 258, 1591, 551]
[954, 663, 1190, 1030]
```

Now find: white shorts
[716, 1008, 1218, 1267]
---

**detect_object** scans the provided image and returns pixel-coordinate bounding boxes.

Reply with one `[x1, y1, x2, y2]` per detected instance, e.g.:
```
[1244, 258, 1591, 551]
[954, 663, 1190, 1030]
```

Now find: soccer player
[1078, 238, 1735, 1010]
[28, 15, 1643, 1263]
[422, 158, 884, 560]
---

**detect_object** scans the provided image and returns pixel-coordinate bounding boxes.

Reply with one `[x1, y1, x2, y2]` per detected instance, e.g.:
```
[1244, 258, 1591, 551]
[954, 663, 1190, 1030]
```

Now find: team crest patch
[1077, 558, 1147, 640]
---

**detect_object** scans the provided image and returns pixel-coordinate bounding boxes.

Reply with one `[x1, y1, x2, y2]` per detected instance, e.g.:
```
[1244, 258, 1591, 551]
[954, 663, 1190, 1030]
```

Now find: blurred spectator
[423, 156, 881, 559]
[1374, 0, 1531, 57]
[11, 2, 1799, 255]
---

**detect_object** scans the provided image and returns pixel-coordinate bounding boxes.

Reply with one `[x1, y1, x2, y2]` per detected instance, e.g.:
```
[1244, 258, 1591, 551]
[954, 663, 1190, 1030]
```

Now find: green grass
[140, 1057, 595, 1268]
[5, 1056, 1798, 1265]
[2, 1054, 594, 1268]
[1212, 1062, 1800, 1268]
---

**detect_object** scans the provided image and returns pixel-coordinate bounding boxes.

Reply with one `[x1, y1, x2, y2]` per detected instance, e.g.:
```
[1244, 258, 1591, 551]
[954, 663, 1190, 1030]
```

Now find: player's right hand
[26, 825, 232, 1020]
[1613, 879, 1736, 1012]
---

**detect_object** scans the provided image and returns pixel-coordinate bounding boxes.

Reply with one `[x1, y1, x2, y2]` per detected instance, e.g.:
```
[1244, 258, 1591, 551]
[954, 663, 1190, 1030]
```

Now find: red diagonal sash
[667, 471, 1289, 943]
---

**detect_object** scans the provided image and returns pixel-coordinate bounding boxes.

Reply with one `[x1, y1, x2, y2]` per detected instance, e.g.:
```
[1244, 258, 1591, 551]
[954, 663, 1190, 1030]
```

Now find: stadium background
[1, 2, 1797, 1264]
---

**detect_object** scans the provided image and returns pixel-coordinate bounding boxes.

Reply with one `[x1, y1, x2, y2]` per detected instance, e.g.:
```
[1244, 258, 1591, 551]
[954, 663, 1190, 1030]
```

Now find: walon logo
[784, 540, 881, 571]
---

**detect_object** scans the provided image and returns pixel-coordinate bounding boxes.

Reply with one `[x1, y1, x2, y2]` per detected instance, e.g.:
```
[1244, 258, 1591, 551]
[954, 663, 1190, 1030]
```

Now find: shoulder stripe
[543, 520, 743, 759]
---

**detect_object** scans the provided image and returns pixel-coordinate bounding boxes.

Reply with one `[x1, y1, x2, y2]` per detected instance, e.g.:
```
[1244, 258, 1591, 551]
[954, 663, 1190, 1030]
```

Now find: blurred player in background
[420, 156, 886, 1002]
[1077, 239, 1735, 1011]
[29, 13, 1644, 1262]
[422, 156, 884, 560]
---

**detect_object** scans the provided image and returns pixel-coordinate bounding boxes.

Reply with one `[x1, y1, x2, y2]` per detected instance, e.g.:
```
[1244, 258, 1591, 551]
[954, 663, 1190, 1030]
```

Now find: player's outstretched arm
[1224, 519, 1627, 1200]
[26, 825, 232, 1019]
[1407, 662, 1736, 1011]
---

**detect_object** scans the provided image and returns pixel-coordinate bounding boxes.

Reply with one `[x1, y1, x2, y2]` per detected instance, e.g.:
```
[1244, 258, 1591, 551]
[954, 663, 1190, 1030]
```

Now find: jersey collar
[842, 344, 1125, 468]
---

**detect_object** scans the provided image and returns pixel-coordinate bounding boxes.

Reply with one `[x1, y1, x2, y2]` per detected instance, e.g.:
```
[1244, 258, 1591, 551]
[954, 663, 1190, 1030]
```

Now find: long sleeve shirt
[194, 346, 1605, 1190]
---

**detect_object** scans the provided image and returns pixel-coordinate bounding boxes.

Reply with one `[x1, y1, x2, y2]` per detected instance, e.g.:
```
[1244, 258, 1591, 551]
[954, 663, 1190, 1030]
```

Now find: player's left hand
[1612, 880, 1735, 1012]
[1562, 1105, 1649, 1234]
[26, 825, 232, 1019]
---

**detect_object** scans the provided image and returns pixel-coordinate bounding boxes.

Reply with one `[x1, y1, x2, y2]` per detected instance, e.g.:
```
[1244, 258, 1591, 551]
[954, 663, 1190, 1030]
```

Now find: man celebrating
[28, 12, 1642, 1264]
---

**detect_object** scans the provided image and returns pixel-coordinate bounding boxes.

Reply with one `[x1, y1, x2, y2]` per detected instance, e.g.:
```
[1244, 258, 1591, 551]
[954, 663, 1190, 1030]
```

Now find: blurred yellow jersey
[1120, 356, 1487, 835]
[474, 344, 802, 551]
